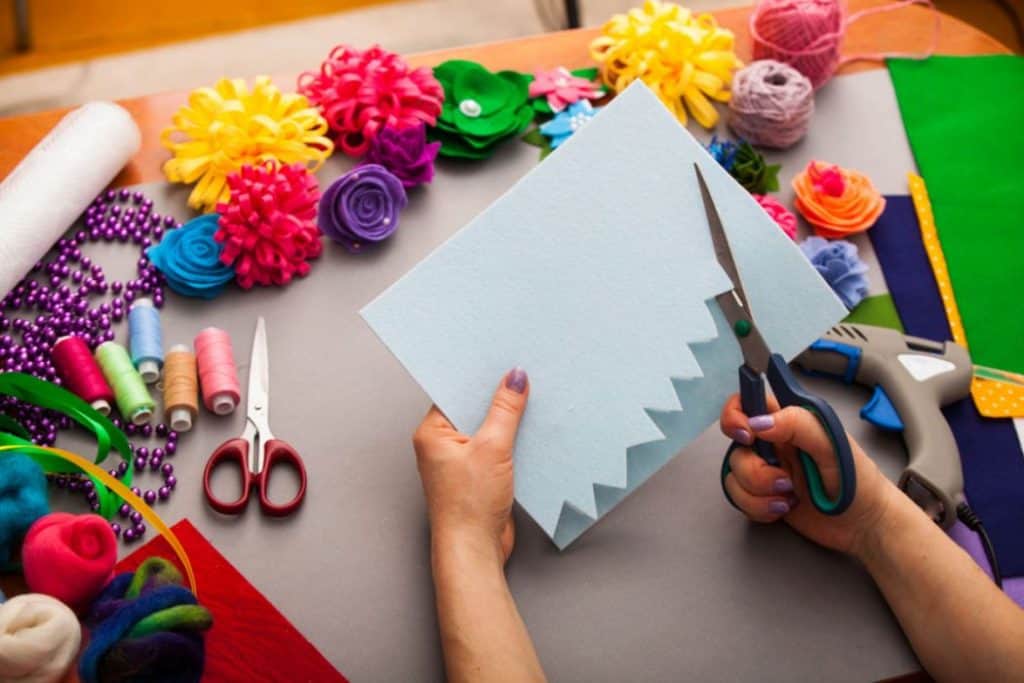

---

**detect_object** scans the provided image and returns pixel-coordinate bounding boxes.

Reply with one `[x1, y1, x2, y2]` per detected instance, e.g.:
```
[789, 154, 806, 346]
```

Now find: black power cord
[957, 502, 1003, 588]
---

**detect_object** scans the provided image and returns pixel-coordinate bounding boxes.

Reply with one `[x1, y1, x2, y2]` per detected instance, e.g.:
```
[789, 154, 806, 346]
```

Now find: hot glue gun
[795, 323, 972, 529]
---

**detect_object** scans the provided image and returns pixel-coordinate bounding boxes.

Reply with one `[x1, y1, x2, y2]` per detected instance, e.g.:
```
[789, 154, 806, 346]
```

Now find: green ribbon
[0, 373, 133, 518]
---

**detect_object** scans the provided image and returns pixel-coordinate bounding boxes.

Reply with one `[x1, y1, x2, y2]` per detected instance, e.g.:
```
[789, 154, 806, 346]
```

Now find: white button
[459, 99, 482, 118]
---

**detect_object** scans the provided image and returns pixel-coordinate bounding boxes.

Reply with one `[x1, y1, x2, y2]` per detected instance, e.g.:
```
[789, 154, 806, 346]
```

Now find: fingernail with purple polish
[505, 367, 528, 394]
[768, 500, 790, 516]
[773, 478, 794, 494]
[749, 414, 775, 432]
[732, 428, 753, 445]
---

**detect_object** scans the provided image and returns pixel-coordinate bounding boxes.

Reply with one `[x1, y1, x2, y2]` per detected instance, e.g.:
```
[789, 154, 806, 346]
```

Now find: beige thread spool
[163, 344, 199, 432]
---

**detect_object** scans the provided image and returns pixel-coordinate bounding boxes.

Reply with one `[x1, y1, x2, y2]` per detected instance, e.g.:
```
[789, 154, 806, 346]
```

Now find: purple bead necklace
[0, 187, 184, 543]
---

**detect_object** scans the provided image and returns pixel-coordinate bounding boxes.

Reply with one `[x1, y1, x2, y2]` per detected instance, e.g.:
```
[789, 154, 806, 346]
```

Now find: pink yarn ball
[753, 194, 798, 240]
[749, 0, 845, 89]
[22, 512, 117, 612]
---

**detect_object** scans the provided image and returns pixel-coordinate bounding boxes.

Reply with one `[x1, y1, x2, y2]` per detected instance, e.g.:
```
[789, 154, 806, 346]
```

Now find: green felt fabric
[843, 293, 904, 332]
[889, 55, 1024, 373]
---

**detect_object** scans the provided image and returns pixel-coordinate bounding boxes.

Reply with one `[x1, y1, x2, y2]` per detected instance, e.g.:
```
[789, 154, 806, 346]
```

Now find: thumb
[748, 406, 841, 465]
[474, 367, 530, 452]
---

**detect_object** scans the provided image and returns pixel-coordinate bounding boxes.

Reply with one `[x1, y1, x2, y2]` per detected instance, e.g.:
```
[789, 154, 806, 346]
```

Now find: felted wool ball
[0, 592, 82, 683]
[0, 454, 49, 565]
[22, 512, 117, 612]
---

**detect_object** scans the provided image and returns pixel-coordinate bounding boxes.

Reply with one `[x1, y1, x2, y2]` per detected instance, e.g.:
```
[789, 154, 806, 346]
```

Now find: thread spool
[194, 328, 240, 416]
[95, 342, 155, 425]
[728, 60, 814, 149]
[51, 336, 115, 415]
[128, 298, 163, 384]
[163, 344, 199, 432]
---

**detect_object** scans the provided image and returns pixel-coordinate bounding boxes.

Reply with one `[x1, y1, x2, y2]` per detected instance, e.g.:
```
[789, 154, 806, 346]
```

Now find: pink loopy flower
[528, 67, 602, 112]
[298, 44, 444, 157]
[753, 194, 798, 240]
[215, 163, 322, 289]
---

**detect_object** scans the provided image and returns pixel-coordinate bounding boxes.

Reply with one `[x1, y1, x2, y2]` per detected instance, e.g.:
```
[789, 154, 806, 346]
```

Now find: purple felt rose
[799, 235, 869, 310]
[318, 164, 408, 253]
[361, 124, 440, 189]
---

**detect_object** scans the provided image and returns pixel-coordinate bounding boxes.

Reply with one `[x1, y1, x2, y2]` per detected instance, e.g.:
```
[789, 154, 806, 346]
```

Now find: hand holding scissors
[694, 165, 857, 515]
[203, 317, 307, 516]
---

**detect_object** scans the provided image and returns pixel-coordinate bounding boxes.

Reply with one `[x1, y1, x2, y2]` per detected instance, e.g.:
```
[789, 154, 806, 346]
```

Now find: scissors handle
[203, 437, 254, 515]
[257, 439, 307, 517]
[723, 354, 857, 516]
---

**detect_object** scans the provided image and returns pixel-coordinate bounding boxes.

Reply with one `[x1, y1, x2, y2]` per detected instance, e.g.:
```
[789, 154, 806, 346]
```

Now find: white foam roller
[0, 101, 141, 298]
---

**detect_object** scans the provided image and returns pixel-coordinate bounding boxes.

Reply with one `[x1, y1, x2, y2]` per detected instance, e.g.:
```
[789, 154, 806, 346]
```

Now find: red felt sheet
[115, 519, 348, 683]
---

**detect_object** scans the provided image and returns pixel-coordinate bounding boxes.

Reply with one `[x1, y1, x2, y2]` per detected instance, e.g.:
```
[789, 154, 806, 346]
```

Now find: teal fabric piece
[362, 83, 847, 547]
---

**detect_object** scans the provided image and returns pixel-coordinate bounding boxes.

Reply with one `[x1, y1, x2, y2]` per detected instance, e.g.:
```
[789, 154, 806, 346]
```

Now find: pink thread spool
[194, 327, 240, 415]
[52, 336, 115, 415]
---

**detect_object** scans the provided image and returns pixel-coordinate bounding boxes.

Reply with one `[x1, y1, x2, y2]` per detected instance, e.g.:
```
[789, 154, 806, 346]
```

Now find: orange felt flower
[792, 161, 886, 238]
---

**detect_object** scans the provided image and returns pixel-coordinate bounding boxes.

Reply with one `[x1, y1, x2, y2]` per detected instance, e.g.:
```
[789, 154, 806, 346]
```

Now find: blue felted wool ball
[0, 454, 50, 565]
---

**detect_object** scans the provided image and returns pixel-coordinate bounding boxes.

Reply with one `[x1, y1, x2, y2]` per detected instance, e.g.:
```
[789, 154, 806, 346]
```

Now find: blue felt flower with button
[146, 214, 235, 300]
[539, 100, 600, 149]
[799, 235, 869, 310]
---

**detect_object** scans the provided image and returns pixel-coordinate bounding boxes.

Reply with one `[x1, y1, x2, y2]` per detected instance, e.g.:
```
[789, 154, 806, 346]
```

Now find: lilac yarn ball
[317, 164, 408, 254]
[728, 60, 814, 150]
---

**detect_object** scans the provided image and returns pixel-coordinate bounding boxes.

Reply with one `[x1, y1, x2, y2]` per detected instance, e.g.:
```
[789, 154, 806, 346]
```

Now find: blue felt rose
[799, 236, 869, 310]
[146, 214, 235, 299]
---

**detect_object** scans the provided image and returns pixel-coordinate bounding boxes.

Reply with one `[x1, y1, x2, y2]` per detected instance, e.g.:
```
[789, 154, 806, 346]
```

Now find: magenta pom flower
[361, 124, 440, 189]
[753, 194, 798, 240]
[298, 45, 444, 158]
[215, 163, 322, 288]
[318, 164, 408, 253]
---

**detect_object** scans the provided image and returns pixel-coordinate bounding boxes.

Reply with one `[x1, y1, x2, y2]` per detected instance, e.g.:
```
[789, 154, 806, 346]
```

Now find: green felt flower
[430, 60, 535, 160]
[731, 141, 781, 195]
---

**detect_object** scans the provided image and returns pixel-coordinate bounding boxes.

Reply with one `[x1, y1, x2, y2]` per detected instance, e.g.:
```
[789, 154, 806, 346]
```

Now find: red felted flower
[298, 44, 444, 157]
[215, 163, 322, 289]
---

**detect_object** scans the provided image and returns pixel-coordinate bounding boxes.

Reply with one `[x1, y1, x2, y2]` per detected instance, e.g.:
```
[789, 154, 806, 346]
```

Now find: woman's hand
[719, 393, 899, 558]
[413, 368, 529, 565]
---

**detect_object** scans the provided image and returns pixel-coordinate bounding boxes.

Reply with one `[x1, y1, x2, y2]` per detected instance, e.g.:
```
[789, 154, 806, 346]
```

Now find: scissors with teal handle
[694, 164, 857, 515]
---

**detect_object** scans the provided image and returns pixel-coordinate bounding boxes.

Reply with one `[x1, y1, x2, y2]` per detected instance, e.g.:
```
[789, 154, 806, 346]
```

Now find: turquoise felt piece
[362, 83, 846, 547]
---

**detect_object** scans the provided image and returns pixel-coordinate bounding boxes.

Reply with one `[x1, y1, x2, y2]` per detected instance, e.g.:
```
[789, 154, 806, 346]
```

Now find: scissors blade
[246, 317, 271, 428]
[694, 164, 772, 373]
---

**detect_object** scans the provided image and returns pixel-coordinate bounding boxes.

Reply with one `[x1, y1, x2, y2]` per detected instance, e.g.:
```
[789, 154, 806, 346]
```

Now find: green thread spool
[95, 342, 155, 425]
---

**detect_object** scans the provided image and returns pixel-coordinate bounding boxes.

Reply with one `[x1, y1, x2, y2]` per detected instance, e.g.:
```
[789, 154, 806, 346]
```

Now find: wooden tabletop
[0, 0, 1009, 188]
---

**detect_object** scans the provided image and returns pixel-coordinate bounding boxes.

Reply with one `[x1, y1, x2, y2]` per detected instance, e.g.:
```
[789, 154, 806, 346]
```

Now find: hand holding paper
[363, 82, 846, 548]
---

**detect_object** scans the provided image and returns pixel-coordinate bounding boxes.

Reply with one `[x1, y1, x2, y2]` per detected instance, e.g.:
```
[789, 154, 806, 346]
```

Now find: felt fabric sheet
[869, 195, 1024, 578]
[889, 56, 1024, 375]
[116, 520, 349, 683]
[362, 82, 847, 547]
[843, 294, 904, 332]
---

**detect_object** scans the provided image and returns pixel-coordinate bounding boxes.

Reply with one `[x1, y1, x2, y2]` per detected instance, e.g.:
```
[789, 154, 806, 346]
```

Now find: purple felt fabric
[869, 195, 1024, 582]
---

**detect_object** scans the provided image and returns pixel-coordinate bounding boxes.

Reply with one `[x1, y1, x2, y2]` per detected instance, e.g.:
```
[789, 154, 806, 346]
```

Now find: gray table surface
[75, 68, 923, 681]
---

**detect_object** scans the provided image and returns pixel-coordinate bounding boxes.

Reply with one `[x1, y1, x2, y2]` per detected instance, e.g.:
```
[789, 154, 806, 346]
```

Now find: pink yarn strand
[838, 0, 939, 67]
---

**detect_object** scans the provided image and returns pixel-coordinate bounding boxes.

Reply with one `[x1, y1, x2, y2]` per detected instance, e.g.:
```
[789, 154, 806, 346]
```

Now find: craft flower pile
[799, 236, 869, 309]
[540, 101, 601, 149]
[528, 67, 603, 114]
[431, 60, 534, 159]
[161, 77, 332, 212]
[362, 124, 440, 189]
[319, 164, 408, 252]
[753, 194, 797, 240]
[793, 160, 886, 238]
[298, 44, 444, 158]
[215, 163, 322, 288]
[147, 215, 235, 299]
[730, 141, 780, 195]
[589, 0, 742, 128]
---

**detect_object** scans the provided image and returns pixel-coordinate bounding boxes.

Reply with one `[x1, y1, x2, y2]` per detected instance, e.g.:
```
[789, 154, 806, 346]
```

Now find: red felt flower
[298, 44, 445, 158]
[215, 163, 322, 289]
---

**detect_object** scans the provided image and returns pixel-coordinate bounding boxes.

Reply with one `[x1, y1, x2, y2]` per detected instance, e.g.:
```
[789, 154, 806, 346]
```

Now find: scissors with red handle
[202, 317, 307, 516]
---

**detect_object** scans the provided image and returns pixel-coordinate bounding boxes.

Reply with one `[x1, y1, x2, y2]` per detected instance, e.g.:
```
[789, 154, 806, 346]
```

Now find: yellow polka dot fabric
[909, 172, 1024, 418]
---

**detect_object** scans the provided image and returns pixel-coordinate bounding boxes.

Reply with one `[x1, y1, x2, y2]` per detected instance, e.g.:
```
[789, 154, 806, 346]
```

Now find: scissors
[202, 317, 308, 516]
[694, 164, 857, 515]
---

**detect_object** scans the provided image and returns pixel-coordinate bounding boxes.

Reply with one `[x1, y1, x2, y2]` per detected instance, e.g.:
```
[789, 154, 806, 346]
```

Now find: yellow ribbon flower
[590, 0, 742, 128]
[161, 77, 333, 212]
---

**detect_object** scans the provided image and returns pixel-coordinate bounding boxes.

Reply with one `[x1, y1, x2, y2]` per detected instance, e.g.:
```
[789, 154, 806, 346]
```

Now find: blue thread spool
[129, 298, 163, 384]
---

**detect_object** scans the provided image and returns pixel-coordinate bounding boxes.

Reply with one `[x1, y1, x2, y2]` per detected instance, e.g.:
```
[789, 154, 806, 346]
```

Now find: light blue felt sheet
[362, 82, 847, 547]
